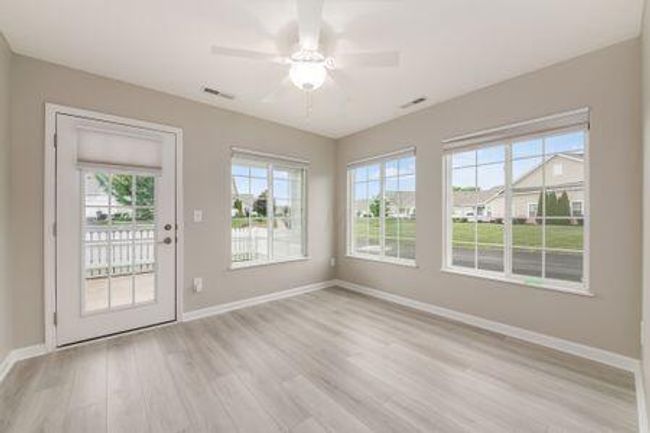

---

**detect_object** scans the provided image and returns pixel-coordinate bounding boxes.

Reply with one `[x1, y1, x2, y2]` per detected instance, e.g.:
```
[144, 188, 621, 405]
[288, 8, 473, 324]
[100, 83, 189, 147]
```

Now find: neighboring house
[353, 190, 416, 219]
[385, 190, 416, 218]
[453, 153, 584, 222]
[452, 188, 500, 220]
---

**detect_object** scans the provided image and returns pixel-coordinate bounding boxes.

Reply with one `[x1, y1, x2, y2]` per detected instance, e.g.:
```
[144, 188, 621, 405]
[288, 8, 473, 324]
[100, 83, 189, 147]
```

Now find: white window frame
[346, 147, 416, 267]
[571, 200, 584, 218]
[527, 202, 538, 219]
[441, 109, 590, 296]
[229, 148, 309, 269]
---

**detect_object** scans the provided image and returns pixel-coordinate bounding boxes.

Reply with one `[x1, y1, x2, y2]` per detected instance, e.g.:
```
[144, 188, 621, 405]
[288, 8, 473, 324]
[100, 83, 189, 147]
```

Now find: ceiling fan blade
[297, 0, 324, 51]
[324, 71, 351, 111]
[262, 77, 294, 103]
[335, 51, 400, 68]
[211, 46, 285, 64]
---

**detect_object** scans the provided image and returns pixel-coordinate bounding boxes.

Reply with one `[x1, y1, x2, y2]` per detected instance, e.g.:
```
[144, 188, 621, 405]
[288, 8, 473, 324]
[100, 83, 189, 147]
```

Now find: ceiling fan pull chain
[305, 92, 314, 120]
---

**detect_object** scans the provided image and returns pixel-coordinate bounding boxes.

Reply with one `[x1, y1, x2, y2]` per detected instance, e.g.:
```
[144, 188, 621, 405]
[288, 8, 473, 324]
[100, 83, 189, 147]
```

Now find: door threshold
[55, 319, 177, 351]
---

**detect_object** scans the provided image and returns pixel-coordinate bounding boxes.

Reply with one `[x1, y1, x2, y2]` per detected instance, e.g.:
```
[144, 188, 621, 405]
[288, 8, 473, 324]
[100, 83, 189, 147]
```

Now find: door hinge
[53, 133, 57, 148]
[52, 222, 57, 237]
[53, 312, 57, 326]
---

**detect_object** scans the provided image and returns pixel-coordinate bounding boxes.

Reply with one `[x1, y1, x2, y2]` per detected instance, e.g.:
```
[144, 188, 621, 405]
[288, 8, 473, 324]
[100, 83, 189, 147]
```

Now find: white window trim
[571, 199, 584, 217]
[229, 149, 309, 269]
[527, 202, 538, 219]
[346, 147, 416, 267]
[441, 120, 590, 296]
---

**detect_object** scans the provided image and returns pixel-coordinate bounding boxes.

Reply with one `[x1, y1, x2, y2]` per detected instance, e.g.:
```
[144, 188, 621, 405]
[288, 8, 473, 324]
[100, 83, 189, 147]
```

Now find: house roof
[453, 152, 584, 207]
[454, 187, 501, 207]
[385, 190, 416, 207]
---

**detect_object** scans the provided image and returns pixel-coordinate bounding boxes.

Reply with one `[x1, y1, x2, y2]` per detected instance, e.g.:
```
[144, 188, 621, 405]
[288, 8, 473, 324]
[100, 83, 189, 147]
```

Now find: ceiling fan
[210, 0, 400, 95]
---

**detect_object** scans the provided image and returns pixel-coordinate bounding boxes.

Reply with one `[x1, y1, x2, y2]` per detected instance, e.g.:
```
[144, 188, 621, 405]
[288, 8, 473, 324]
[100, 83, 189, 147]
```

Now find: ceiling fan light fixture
[289, 50, 327, 91]
[290, 62, 326, 91]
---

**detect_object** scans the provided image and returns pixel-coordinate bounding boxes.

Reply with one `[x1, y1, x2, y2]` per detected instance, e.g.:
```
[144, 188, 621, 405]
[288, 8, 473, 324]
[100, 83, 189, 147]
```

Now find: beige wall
[10, 55, 336, 349]
[3, 34, 644, 361]
[336, 39, 642, 357]
[0, 34, 12, 362]
[641, 0, 650, 420]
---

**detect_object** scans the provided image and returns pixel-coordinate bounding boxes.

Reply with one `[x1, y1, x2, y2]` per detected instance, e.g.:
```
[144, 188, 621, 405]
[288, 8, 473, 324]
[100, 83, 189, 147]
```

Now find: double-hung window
[231, 149, 307, 268]
[347, 148, 416, 265]
[443, 109, 589, 293]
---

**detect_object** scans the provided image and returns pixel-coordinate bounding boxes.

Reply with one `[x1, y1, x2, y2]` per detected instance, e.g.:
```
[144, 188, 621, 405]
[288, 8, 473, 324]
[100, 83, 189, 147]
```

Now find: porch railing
[85, 227, 156, 277]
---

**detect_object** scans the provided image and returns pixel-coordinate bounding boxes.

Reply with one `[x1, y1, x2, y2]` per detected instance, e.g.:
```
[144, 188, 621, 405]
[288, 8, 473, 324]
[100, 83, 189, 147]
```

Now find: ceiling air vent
[400, 97, 427, 109]
[203, 87, 235, 100]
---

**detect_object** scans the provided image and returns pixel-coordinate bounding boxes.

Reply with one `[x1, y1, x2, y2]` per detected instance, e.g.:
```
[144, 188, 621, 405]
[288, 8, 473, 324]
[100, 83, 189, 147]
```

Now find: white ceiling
[0, 0, 644, 138]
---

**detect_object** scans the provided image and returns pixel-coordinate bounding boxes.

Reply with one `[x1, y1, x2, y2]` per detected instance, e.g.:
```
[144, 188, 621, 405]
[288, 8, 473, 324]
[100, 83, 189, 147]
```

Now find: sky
[352, 156, 416, 199]
[452, 131, 585, 190]
[231, 131, 584, 203]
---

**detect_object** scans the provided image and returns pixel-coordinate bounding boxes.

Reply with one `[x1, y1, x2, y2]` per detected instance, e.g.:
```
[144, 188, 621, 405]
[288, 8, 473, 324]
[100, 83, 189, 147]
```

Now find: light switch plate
[193, 277, 203, 293]
[193, 209, 203, 223]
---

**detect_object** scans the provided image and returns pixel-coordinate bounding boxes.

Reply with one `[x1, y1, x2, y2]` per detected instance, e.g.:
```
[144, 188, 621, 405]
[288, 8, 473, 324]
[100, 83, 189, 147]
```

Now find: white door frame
[43, 103, 184, 351]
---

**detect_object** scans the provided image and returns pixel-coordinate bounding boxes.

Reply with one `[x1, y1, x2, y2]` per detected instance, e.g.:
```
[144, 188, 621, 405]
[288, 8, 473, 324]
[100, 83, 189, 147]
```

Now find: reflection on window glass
[349, 153, 416, 263]
[452, 150, 476, 168]
[512, 139, 543, 159]
[82, 172, 156, 314]
[447, 129, 586, 288]
[231, 159, 306, 265]
[451, 144, 505, 273]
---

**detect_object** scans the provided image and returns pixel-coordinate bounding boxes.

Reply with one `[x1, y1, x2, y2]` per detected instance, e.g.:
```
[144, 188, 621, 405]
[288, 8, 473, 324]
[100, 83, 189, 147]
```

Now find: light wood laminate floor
[0, 287, 638, 432]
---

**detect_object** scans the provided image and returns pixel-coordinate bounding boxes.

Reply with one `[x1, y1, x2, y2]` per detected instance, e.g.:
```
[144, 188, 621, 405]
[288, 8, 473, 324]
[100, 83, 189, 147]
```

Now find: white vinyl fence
[231, 225, 302, 262]
[85, 227, 156, 277]
[231, 227, 264, 262]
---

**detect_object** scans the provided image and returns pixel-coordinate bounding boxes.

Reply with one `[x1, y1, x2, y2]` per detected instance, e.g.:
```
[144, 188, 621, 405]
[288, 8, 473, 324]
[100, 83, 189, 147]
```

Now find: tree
[369, 196, 391, 217]
[253, 190, 268, 217]
[536, 190, 544, 224]
[95, 174, 154, 222]
[536, 190, 572, 225]
[555, 191, 571, 225]
[233, 198, 244, 217]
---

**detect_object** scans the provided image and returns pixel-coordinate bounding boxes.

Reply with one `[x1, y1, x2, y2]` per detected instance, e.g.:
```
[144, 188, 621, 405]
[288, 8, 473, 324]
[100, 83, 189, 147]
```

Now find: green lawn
[353, 217, 416, 240]
[350, 218, 583, 251]
[232, 217, 268, 229]
[453, 222, 583, 251]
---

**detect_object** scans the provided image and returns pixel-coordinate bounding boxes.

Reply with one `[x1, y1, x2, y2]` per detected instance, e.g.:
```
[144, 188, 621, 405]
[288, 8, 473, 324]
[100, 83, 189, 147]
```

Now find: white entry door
[55, 113, 177, 346]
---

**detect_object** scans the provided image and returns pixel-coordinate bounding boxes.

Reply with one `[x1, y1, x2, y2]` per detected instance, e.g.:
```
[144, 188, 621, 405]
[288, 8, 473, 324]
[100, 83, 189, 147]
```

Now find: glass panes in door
[82, 171, 157, 314]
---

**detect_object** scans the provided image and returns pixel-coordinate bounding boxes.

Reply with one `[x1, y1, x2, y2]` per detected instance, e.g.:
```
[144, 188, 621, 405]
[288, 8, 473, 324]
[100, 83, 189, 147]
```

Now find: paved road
[453, 247, 582, 282]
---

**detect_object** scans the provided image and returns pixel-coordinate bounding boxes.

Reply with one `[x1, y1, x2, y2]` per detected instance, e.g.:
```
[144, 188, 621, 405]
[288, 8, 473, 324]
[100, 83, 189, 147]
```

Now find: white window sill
[345, 254, 418, 268]
[441, 266, 593, 297]
[229, 256, 310, 271]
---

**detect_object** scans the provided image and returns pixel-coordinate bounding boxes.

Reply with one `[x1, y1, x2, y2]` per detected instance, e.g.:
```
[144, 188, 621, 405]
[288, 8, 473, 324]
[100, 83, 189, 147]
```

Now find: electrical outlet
[330, 257, 336, 267]
[193, 209, 203, 223]
[193, 277, 203, 293]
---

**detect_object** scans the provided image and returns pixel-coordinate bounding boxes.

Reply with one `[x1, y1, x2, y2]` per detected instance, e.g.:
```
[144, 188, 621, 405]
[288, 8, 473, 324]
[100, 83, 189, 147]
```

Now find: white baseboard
[335, 279, 650, 432]
[1, 281, 647, 431]
[334, 279, 638, 372]
[1, 281, 335, 385]
[182, 280, 336, 322]
[633, 363, 649, 433]
[0, 344, 47, 384]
